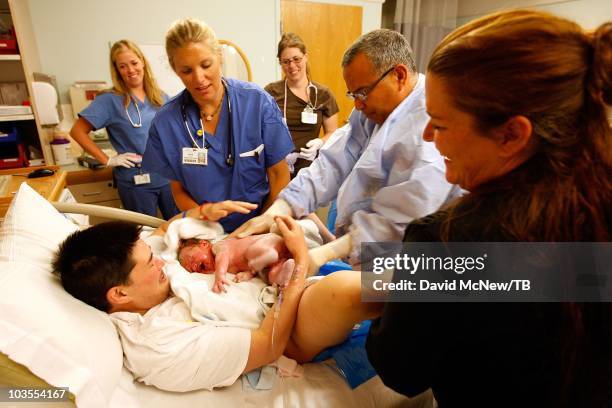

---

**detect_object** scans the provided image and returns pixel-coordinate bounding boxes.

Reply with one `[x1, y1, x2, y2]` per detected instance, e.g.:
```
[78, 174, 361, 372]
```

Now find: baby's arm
[212, 242, 231, 293]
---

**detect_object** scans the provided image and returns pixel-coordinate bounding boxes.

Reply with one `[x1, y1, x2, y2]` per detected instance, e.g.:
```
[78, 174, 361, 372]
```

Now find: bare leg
[246, 235, 281, 272]
[306, 213, 336, 243]
[307, 234, 352, 276]
[267, 258, 293, 286]
[284, 271, 383, 363]
[234, 271, 256, 282]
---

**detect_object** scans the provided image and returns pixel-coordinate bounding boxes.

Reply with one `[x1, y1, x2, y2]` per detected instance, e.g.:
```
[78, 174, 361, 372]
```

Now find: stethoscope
[181, 78, 234, 167]
[283, 79, 318, 122]
[125, 95, 142, 128]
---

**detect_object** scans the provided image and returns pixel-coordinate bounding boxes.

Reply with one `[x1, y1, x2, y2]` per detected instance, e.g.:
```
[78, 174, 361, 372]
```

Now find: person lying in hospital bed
[52, 215, 381, 392]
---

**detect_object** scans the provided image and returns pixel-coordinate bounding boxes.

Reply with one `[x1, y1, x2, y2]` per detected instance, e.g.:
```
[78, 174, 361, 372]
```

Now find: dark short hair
[342, 29, 416, 75]
[52, 221, 142, 312]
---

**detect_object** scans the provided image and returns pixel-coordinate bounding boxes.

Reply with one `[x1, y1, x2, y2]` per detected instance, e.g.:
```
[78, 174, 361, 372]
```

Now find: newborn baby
[178, 233, 294, 293]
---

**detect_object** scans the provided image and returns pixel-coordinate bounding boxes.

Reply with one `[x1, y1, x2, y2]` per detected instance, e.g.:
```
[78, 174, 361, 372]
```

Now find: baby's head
[178, 238, 215, 273]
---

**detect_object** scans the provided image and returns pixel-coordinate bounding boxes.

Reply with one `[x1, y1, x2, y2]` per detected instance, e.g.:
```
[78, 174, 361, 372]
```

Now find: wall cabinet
[1, 0, 54, 166]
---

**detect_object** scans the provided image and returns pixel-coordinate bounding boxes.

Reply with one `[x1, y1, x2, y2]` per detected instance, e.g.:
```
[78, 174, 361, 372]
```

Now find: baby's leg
[234, 271, 257, 282]
[284, 271, 383, 363]
[245, 235, 283, 272]
[268, 258, 294, 287]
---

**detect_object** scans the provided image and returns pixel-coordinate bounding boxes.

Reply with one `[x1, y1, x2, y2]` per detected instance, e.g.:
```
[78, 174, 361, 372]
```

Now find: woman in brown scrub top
[265, 33, 339, 177]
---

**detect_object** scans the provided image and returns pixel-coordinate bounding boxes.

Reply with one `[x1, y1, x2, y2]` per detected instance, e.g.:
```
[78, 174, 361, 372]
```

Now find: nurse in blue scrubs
[142, 19, 294, 233]
[71, 40, 179, 219]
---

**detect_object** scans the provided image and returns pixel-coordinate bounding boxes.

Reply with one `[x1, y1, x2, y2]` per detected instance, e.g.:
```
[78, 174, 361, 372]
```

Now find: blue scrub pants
[327, 200, 338, 234]
[117, 180, 179, 220]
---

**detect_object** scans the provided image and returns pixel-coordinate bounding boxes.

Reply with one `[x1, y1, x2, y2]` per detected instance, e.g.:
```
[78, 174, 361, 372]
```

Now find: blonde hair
[165, 18, 221, 69]
[109, 40, 165, 108]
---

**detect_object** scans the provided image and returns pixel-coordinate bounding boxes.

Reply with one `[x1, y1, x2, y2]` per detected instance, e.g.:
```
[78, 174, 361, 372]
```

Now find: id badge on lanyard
[182, 147, 208, 166]
[134, 173, 151, 185]
[133, 165, 151, 185]
[301, 106, 317, 124]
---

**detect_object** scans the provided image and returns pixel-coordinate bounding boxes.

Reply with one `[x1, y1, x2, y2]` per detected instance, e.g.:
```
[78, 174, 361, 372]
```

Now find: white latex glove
[299, 138, 325, 161]
[228, 198, 293, 239]
[106, 153, 142, 168]
[285, 152, 299, 173]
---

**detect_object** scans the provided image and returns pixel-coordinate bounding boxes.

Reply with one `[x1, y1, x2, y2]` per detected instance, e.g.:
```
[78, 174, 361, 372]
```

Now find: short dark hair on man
[52, 221, 142, 312]
[342, 28, 417, 75]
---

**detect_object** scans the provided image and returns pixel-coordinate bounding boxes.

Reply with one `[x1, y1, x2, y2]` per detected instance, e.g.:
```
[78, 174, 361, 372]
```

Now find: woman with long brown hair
[367, 10, 611, 407]
[265, 33, 339, 176]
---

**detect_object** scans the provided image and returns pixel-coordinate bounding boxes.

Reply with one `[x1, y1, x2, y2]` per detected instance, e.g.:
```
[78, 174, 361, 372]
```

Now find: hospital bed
[0, 184, 432, 408]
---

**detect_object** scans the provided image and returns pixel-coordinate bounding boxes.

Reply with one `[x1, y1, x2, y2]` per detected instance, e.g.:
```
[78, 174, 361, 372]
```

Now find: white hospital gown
[110, 236, 269, 392]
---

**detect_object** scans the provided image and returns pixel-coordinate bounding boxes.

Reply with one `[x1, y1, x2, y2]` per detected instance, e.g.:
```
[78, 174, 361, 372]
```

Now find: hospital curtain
[394, 0, 458, 73]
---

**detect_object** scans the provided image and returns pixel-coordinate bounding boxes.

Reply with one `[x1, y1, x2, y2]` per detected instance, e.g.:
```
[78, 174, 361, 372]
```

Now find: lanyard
[184, 116, 206, 149]
[283, 80, 318, 121]
[181, 78, 234, 166]
[126, 95, 142, 128]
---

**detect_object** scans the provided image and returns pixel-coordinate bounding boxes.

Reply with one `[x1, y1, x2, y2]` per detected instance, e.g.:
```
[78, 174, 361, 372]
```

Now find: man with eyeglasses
[232, 29, 460, 265]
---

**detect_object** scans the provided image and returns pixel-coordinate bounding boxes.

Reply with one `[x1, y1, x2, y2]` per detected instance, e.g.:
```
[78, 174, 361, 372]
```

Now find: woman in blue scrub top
[142, 19, 294, 233]
[71, 40, 179, 219]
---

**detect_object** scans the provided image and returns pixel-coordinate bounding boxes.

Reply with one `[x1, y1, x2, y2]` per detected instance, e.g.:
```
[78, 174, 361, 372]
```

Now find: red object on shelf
[0, 125, 29, 169]
[0, 38, 17, 54]
[0, 26, 18, 55]
[0, 143, 28, 169]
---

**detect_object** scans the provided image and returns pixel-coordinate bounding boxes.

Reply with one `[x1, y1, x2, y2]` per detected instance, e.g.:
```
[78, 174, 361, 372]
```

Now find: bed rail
[51, 202, 164, 228]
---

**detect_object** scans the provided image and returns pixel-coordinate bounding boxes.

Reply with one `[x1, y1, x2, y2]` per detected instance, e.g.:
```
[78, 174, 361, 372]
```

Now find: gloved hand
[199, 200, 258, 221]
[285, 152, 299, 173]
[299, 138, 325, 161]
[228, 198, 293, 239]
[106, 153, 142, 168]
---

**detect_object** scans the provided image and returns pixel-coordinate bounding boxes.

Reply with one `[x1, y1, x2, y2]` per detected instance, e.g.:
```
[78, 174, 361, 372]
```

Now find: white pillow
[0, 183, 79, 266]
[0, 183, 131, 407]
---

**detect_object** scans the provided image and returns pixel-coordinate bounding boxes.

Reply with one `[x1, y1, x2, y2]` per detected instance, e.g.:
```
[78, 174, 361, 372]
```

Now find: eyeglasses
[346, 66, 396, 102]
[280, 55, 304, 66]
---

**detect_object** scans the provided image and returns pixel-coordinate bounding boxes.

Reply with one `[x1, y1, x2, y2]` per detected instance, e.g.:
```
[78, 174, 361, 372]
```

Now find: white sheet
[125, 362, 429, 408]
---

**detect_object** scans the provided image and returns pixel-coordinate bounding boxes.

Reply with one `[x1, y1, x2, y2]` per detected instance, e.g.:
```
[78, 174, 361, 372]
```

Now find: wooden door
[281, 0, 362, 126]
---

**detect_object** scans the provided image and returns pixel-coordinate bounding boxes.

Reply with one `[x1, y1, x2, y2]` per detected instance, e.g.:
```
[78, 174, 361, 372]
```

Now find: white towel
[164, 261, 267, 329]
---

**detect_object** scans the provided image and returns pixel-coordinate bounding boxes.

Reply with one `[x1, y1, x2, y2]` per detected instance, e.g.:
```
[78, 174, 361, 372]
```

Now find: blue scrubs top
[79, 92, 170, 188]
[143, 78, 294, 232]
